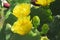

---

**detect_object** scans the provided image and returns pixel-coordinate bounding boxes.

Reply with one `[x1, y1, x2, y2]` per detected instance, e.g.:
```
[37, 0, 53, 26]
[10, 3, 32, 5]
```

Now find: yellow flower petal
[40, 36, 49, 40]
[11, 17, 33, 35]
[35, 0, 55, 6]
[13, 3, 31, 18]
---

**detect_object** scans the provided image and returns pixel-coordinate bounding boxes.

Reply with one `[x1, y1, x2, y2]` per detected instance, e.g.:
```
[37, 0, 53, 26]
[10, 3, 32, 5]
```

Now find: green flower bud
[46, 9, 52, 16]
[41, 24, 49, 34]
[48, 16, 53, 21]
[32, 16, 40, 28]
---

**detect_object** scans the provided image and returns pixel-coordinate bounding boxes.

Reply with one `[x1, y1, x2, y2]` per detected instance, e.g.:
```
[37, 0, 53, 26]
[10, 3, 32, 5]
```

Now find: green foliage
[1, 0, 60, 40]
[30, 7, 53, 24]
[47, 15, 60, 40]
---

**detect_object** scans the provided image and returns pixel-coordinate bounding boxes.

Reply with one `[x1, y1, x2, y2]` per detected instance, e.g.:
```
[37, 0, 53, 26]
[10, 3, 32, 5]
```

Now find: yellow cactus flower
[11, 17, 32, 35]
[40, 36, 49, 40]
[13, 3, 31, 18]
[35, 0, 55, 6]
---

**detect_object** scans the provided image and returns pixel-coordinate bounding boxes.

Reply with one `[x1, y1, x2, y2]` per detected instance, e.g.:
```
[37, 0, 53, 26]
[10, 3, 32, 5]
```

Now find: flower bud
[40, 36, 49, 40]
[1, 0, 10, 8]
[41, 24, 49, 34]
[32, 16, 40, 28]
[3, 2, 10, 8]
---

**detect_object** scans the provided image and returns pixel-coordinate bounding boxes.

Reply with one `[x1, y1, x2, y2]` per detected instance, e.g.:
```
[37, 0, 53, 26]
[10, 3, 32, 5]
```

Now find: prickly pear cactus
[1, 0, 60, 40]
